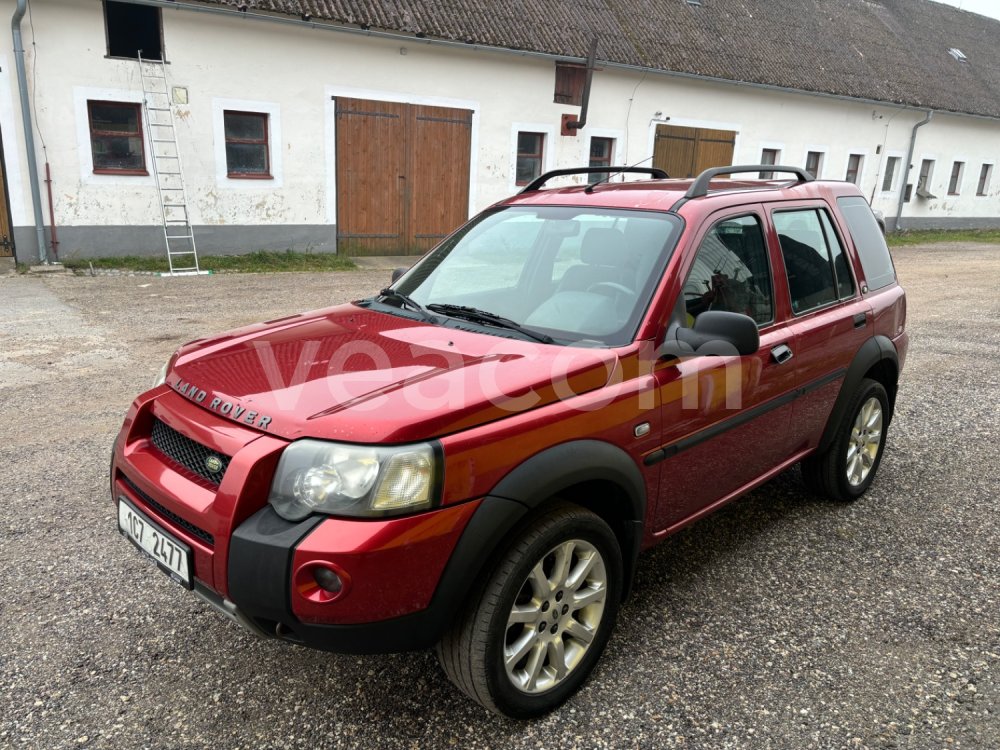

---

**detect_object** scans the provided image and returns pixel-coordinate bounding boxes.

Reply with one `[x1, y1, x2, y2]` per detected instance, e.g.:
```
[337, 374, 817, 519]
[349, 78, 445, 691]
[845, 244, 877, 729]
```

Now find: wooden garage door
[653, 124, 736, 179]
[335, 97, 472, 256]
[0, 127, 14, 257]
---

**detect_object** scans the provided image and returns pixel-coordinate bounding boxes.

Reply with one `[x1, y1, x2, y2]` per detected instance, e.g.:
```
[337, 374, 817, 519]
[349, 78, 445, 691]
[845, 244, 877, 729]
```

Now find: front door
[335, 97, 472, 256]
[650, 208, 799, 533]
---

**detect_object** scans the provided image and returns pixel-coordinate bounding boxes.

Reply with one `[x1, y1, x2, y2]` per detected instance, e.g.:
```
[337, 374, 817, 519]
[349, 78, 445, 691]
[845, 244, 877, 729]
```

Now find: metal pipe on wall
[44, 162, 58, 259]
[894, 111, 933, 233]
[11, 0, 48, 264]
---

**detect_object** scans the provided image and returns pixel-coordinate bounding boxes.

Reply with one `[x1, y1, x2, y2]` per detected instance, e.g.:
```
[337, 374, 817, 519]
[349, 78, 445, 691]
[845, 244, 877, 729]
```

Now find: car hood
[166, 304, 619, 443]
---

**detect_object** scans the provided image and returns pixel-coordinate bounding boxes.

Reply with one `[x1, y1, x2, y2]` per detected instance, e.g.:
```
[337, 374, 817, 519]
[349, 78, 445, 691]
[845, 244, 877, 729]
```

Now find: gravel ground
[1, 245, 998, 750]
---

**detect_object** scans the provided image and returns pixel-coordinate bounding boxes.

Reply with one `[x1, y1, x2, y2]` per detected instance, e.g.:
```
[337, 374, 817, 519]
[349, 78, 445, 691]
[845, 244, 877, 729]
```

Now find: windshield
[387, 206, 682, 346]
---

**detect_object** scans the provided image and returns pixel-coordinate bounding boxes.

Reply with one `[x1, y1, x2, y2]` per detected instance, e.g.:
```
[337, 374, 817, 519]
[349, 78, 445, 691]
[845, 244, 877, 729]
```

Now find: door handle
[771, 344, 794, 365]
[853, 312, 867, 329]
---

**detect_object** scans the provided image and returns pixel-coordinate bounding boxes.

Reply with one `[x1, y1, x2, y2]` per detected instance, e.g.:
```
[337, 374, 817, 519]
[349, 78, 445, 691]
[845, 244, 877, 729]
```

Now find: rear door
[764, 201, 872, 454]
[650, 206, 800, 532]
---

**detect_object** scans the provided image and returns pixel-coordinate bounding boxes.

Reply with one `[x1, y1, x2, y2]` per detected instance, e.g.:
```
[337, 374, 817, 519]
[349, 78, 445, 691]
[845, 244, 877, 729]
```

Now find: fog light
[313, 566, 343, 594]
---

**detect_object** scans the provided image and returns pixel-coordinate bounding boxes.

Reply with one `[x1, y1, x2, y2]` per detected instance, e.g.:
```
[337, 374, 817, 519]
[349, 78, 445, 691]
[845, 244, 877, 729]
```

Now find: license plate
[118, 496, 193, 589]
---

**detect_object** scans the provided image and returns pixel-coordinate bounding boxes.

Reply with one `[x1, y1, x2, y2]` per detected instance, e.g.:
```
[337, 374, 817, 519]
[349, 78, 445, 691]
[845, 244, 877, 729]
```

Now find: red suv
[112, 165, 907, 717]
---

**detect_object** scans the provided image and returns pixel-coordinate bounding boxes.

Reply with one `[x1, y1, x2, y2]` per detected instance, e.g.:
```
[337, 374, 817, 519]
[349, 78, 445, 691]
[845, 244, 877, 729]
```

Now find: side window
[683, 215, 773, 326]
[773, 209, 839, 313]
[818, 210, 855, 299]
[836, 196, 897, 291]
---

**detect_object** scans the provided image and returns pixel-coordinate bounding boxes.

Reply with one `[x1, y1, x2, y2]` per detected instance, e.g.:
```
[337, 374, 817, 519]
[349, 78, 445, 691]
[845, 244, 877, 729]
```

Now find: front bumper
[113, 389, 532, 654]
[223, 503, 483, 653]
[184, 498, 527, 654]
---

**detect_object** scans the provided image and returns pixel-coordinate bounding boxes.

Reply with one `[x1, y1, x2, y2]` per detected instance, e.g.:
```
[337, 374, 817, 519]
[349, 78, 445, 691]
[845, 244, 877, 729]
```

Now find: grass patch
[886, 229, 1000, 247]
[61, 250, 356, 274]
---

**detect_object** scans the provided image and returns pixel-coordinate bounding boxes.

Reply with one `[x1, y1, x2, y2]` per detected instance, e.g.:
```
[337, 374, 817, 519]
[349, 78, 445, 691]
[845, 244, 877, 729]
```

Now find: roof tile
[199, 0, 1000, 118]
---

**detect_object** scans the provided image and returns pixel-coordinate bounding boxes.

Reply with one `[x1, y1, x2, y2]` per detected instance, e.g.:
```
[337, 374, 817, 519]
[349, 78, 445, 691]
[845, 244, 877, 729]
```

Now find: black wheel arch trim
[488, 440, 647, 521]
[226, 441, 649, 654]
[817, 335, 898, 454]
[487, 439, 647, 596]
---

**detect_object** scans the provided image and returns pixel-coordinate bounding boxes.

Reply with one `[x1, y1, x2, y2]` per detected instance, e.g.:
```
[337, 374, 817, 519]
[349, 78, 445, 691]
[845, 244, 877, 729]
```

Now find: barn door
[653, 124, 736, 178]
[336, 97, 472, 256]
[335, 98, 407, 255]
[0, 126, 14, 258]
[409, 105, 472, 253]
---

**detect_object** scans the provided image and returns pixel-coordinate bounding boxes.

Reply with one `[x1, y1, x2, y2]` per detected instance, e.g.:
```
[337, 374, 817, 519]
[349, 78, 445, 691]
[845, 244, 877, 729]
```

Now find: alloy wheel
[846, 395, 883, 487]
[503, 539, 607, 694]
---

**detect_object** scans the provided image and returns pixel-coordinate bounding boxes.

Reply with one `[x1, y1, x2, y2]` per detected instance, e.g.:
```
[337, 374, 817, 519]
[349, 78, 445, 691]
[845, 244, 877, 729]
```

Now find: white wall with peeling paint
[0, 0, 998, 260]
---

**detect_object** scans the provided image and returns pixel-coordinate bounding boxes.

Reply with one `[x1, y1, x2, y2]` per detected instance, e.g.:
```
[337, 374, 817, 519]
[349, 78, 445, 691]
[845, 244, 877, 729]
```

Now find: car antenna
[584, 156, 663, 194]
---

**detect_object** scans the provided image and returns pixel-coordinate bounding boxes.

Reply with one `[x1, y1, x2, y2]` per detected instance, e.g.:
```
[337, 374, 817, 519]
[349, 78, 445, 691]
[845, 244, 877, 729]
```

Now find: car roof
[499, 175, 867, 215]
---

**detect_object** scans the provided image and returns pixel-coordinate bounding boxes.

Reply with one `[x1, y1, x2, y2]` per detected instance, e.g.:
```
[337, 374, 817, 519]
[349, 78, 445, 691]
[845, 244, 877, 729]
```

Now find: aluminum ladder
[137, 52, 207, 276]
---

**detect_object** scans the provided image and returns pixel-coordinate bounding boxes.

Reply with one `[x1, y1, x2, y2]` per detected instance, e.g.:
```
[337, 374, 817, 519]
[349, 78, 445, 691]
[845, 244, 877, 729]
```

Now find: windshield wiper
[426, 304, 555, 344]
[375, 288, 434, 320]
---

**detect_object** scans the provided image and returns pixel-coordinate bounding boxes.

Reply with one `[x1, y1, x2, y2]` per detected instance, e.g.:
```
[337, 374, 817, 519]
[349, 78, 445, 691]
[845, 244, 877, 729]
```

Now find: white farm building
[1, 0, 999, 265]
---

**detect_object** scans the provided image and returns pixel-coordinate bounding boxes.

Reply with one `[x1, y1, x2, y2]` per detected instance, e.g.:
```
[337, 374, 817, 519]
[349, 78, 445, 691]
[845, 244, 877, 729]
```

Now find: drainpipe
[11, 0, 48, 263]
[894, 110, 933, 233]
[565, 37, 599, 133]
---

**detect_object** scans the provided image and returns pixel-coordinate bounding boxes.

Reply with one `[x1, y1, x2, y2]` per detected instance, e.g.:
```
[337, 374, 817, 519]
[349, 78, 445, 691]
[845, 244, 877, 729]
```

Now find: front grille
[150, 418, 231, 487]
[120, 473, 215, 546]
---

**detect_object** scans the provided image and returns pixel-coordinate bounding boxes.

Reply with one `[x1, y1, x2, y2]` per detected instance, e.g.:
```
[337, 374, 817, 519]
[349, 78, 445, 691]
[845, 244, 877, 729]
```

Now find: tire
[801, 377, 890, 502]
[436, 502, 622, 718]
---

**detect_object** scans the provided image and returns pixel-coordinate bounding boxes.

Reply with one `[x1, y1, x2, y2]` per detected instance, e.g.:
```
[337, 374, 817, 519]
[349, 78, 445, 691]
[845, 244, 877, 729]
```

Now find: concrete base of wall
[891, 216, 1000, 231]
[13, 224, 337, 263]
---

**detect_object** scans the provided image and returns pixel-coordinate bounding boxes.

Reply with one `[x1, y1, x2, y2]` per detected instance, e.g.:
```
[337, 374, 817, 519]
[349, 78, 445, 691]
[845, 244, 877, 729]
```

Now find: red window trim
[515, 132, 545, 186]
[845, 154, 863, 184]
[87, 100, 148, 176]
[224, 110, 272, 179]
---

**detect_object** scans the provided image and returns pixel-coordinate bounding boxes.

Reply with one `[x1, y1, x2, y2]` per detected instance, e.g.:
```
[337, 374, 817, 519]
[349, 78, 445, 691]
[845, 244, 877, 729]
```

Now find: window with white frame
[948, 161, 965, 195]
[918, 159, 935, 191]
[588, 137, 615, 184]
[516, 132, 545, 186]
[805, 151, 824, 178]
[759, 148, 779, 179]
[882, 156, 901, 193]
[88, 100, 147, 174]
[224, 111, 271, 178]
[845, 154, 864, 185]
[977, 164, 993, 197]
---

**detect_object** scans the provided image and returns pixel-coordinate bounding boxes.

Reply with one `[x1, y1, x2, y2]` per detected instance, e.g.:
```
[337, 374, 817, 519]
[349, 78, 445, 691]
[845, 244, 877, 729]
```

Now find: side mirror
[390, 268, 407, 283]
[658, 311, 760, 360]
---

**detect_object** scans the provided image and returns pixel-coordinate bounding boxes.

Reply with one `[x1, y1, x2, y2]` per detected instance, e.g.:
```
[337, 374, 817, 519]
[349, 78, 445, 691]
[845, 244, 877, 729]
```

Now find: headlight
[268, 440, 438, 520]
[152, 360, 170, 388]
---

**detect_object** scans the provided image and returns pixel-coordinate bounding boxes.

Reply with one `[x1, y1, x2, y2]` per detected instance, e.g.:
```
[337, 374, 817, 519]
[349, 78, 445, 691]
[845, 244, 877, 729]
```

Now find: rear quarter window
[836, 196, 897, 291]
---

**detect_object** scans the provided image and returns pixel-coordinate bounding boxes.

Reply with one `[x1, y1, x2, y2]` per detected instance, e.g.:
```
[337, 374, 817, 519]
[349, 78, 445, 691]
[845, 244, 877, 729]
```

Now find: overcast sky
[928, 0, 1000, 21]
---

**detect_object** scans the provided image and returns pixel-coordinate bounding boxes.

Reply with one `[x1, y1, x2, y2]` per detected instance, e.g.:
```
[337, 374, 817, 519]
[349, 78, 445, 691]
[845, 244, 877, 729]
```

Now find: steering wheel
[587, 281, 636, 302]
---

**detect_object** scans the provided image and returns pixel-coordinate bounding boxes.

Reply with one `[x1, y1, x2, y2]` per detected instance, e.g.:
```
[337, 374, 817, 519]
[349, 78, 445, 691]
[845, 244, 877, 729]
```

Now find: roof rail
[518, 166, 669, 194]
[684, 164, 815, 199]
